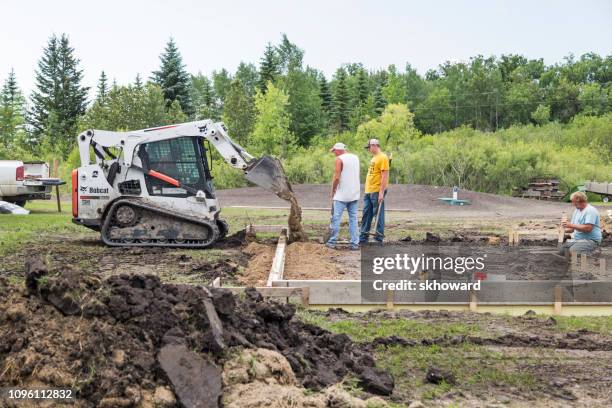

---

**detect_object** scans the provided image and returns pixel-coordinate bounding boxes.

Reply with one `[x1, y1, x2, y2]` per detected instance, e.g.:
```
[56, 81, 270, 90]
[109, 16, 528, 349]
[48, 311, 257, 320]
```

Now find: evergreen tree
[331, 68, 350, 132]
[222, 79, 254, 144]
[258, 43, 279, 93]
[283, 67, 324, 146]
[319, 75, 332, 114]
[235, 62, 259, 97]
[134, 73, 143, 90]
[355, 68, 369, 105]
[29, 34, 88, 155]
[0, 69, 25, 147]
[212, 69, 232, 108]
[151, 38, 194, 116]
[373, 85, 387, 115]
[191, 73, 219, 120]
[96, 71, 109, 102]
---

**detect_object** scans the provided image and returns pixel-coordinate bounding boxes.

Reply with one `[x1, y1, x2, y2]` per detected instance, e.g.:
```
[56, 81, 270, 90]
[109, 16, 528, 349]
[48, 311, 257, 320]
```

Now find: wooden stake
[55, 185, 61, 213]
[558, 212, 567, 243]
[508, 229, 515, 246]
[581, 254, 588, 272]
[601, 258, 607, 274]
[301, 287, 310, 308]
[386, 290, 394, 310]
[554, 285, 563, 315]
[469, 290, 478, 312]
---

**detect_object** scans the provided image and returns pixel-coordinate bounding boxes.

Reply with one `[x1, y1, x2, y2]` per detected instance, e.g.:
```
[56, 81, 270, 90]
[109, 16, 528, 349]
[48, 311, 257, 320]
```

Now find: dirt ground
[302, 308, 612, 407]
[217, 183, 580, 219]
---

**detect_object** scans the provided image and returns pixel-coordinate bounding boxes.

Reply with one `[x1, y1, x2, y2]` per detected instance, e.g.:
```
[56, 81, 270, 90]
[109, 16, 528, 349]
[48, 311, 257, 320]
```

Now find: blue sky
[2, 0, 611, 95]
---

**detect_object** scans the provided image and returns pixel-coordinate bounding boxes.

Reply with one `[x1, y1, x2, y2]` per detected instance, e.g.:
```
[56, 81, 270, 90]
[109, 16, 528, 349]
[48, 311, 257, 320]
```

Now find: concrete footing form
[234, 225, 612, 316]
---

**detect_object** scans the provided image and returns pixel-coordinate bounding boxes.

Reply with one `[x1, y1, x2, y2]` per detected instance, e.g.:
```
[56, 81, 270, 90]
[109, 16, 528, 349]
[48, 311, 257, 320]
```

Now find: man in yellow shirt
[360, 139, 390, 243]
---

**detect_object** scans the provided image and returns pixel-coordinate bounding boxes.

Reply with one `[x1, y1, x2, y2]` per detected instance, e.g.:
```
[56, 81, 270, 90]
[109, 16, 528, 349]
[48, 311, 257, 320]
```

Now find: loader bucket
[244, 156, 292, 198]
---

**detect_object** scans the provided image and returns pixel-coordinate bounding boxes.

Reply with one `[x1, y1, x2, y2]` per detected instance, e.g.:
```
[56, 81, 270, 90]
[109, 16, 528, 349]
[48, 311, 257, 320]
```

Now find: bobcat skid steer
[72, 120, 289, 248]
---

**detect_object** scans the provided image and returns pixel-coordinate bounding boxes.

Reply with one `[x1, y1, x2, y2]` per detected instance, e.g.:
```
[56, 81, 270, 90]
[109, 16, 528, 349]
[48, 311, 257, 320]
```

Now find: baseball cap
[330, 142, 347, 152]
[364, 138, 380, 149]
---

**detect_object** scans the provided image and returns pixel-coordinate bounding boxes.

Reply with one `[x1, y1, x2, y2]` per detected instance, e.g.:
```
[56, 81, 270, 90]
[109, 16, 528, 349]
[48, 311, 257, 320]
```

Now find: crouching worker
[559, 192, 602, 255]
[326, 143, 361, 250]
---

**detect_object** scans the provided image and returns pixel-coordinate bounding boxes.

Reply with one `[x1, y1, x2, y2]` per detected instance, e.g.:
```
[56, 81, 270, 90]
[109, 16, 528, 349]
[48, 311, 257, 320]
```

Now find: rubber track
[100, 198, 220, 248]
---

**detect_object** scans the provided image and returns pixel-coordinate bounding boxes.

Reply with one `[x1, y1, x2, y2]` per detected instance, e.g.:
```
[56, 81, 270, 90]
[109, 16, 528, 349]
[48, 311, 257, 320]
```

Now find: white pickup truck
[0, 160, 64, 207]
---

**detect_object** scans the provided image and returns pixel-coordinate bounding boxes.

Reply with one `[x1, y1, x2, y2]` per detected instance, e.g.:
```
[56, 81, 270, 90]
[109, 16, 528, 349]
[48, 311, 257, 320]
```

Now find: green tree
[531, 104, 550, 126]
[235, 62, 259, 97]
[355, 68, 369, 105]
[579, 83, 609, 116]
[222, 79, 254, 144]
[80, 83, 185, 131]
[382, 65, 406, 104]
[29, 33, 89, 156]
[191, 72, 219, 120]
[212, 69, 232, 109]
[319, 74, 332, 114]
[373, 85, 387, 115]
[357, 103, 417, 146]
[281, 67, 324, 146]
[96, 71, 109, 103]
[331, 68, 350, 132]
[250, 82, 295, 158]
[0, 69, 26, 148]
[415, 87, 454, 133]
[151, 38, 194, 116]
[258, 43, 279, 93]
[134, 73, 143, 90]
[275, 34, 304, 73]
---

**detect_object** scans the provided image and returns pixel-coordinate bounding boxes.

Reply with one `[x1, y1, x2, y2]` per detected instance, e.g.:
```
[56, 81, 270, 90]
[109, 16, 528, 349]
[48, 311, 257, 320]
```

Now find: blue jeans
[360, 192, 385, 242]
[327, 200, 359, 247]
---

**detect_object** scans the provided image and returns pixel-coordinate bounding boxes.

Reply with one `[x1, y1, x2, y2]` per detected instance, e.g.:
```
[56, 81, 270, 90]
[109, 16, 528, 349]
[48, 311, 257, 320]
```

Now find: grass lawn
[298, 310, 612, 403]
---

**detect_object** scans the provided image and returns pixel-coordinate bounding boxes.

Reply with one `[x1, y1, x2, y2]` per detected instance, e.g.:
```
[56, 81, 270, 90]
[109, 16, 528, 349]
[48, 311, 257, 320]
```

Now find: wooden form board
[271, 279, 612, 314]
[221, 286, 310, 307]
[266, 229, 288, 287]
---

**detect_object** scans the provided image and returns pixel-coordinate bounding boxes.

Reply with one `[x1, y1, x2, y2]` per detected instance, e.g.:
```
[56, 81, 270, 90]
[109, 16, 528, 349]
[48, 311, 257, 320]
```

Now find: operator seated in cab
[559, 192, 602, 256]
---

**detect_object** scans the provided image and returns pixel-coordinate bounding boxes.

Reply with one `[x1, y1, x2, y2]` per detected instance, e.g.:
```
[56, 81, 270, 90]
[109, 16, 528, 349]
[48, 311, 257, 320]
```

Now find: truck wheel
[603, 196, 610, 203]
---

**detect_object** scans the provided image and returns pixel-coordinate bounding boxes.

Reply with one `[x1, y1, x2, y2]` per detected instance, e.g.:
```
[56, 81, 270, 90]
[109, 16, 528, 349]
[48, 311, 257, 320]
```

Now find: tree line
[0, 33, 610, 195]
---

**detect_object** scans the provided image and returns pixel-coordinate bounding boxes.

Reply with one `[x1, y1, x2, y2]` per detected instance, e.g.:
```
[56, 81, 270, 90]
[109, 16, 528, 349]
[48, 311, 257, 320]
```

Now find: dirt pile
[240, 242, 276, 286]
[0, 260, 393, 407]
[223, 348, 389, 407]
[284, 242, 341, 279]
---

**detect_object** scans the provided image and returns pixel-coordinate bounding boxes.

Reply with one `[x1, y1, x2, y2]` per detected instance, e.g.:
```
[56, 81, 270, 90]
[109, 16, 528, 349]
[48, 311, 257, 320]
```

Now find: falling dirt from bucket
[245, 156, 307, 243]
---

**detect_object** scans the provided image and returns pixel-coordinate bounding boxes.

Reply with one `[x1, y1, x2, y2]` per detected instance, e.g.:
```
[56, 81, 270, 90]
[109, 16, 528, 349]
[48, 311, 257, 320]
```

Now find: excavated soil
[241, 241, 362, 283]
[284, 242, 361, 280]
[239, 242, 276, 286]
[0, 259, 394, 407]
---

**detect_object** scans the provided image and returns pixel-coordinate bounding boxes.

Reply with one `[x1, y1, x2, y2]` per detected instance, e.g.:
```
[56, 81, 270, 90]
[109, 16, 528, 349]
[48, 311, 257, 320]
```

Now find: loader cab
[139, 136, 215, 198]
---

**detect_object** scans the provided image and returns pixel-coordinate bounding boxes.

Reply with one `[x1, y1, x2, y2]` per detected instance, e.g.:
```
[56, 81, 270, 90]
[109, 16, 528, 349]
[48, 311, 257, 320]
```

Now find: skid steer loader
[71, 120, 289, 248]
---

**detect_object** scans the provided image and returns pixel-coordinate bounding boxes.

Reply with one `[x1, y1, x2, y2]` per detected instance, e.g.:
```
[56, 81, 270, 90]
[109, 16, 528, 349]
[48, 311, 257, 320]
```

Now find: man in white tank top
[327, 142, 361, 250]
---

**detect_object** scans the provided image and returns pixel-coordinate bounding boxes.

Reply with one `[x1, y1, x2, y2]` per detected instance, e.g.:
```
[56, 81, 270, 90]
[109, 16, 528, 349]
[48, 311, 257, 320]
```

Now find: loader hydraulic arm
[76, 120, 289, 195]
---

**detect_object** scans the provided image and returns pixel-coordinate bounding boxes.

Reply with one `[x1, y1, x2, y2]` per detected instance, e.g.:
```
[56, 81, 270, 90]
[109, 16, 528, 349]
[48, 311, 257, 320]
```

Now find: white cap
[365, 139, 380, 149]
[330, 142, 347, 152]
